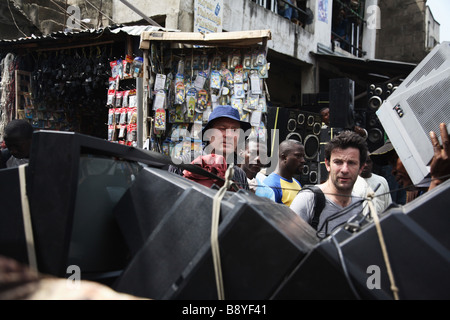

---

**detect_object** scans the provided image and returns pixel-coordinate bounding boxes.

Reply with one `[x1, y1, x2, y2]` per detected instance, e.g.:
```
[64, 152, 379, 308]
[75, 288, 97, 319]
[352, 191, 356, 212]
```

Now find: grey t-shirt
[290, 188, 364, 238]
[6, 156, 29, 168]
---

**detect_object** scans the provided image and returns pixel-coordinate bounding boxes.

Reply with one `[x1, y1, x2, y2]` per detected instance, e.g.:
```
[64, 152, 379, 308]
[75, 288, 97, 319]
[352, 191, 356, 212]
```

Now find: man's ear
[325, 158, 331, 172]
[358, 164, 364, 175]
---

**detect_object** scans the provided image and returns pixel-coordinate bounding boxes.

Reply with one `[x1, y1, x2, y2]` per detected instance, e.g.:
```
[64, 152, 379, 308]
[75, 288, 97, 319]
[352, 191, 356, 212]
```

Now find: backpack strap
[303, 185, 326, 230]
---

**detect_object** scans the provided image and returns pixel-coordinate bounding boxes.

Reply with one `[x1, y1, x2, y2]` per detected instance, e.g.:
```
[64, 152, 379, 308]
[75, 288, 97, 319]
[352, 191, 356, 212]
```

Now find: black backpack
[301, 185, 326, 230]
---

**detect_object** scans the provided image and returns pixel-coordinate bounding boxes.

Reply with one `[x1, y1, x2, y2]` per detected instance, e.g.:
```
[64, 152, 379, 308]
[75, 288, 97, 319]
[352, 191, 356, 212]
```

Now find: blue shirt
[263, 172, 302, 206]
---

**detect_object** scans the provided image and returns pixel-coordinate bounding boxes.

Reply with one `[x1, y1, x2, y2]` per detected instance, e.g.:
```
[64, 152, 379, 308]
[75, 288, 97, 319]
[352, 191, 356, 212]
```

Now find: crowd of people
[0, 104, 449, 300]
[169, 104, 450, 240]
[1, 106, 449, 241]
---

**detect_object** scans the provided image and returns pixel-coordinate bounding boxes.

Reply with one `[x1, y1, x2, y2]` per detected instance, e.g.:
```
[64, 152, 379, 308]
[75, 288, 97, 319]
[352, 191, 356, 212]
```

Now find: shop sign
[194, 0, 223, 33]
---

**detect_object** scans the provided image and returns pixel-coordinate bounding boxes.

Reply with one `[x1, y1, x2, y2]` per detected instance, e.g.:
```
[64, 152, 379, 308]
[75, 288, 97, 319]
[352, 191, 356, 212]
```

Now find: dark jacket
[0, 149, 11, 169]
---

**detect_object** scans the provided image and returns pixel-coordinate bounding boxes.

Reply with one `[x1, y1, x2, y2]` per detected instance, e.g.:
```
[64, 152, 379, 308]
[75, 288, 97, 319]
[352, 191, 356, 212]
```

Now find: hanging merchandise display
[106, 52, 143, 146]
[138, 30, 272, 158]
[8, 45, 116, 138]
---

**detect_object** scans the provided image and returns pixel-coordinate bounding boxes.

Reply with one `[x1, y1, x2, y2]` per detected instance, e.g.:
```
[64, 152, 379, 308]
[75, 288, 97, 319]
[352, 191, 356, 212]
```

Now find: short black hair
[279, 139, 304, 158]
[324, 130, 368, 167]
[4, 119, 33, 143]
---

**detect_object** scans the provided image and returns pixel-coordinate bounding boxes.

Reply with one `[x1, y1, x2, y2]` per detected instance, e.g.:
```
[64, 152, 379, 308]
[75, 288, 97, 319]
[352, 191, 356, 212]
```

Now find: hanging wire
[49, 0, 91, 30]
[241, 172, 450, 205]
[330, 234, 362, 300]
[7, 0, 28, 38]
[84, 0, 119, 25]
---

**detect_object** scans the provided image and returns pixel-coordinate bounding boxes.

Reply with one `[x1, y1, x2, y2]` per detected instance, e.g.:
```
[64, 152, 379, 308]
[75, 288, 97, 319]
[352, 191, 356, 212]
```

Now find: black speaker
[304, 111, 322, 137]
[317, 92, 330, 108]
[367, 82, 398, 113]
[23, 130, 172, 281]
[405, 179, 450, 251]
[114, 190, 319, 300]
[272, 180, 450, 300]
[303, 133, 320, 160]
[0, 167, 28, 265]
[354, 109, 366, 129]
[365, 82, 400, 152]
[286, 109, 321, 162]
[299, 160, 319, 186]
[266, 106, 290, 156]
[114, 166, 228, 256]
[318, 124, 332, 183]
[302, 93, 319, 106]
[301, 92, 329, 112]
[366, 112, 385, 152]
[329, 78, 355, 129]
[285, 108, 305, 144]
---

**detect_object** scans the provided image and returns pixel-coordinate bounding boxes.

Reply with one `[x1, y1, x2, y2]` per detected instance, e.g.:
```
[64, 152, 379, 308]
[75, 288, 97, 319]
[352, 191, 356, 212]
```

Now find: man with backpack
[290, 130, 368, 238]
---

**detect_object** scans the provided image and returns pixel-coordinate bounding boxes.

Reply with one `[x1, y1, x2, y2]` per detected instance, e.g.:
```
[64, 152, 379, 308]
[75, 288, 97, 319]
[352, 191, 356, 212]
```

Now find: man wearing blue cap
[168, 105, 251, 190]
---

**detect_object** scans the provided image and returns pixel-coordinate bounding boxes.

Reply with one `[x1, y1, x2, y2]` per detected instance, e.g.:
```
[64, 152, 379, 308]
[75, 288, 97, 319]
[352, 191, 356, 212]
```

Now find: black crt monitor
[0, 166, 29, 265]
[26, 130, 172, 281]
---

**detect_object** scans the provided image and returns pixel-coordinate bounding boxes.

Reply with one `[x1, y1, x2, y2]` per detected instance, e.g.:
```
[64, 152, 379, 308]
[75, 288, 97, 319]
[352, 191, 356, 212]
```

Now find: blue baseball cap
[202, 105, 252, 138]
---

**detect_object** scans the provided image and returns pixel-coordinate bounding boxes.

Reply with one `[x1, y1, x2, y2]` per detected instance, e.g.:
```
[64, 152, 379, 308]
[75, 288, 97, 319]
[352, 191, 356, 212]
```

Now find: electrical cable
[330, 234, 362, 300]
[7, 0, 28, 38]
[49, 0, 91, 31]
[316, 197, 365, 238]
[84, 0, 118, 25]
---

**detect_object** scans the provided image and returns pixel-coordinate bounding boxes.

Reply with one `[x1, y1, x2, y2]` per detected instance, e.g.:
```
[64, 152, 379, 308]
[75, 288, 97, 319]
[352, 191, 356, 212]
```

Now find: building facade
[1, 0, 441, 105]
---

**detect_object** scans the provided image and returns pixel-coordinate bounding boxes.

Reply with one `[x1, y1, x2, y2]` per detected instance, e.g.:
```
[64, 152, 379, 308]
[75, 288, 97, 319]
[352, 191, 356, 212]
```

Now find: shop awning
[0, 25, 177, 50]
[313, 50, 417, 82]
[139, 29, 272, 49]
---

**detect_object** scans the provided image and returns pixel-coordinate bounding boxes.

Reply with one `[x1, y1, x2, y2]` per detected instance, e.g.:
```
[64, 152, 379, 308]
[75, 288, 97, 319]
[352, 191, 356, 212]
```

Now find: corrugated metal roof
[0, 25, 179, 45]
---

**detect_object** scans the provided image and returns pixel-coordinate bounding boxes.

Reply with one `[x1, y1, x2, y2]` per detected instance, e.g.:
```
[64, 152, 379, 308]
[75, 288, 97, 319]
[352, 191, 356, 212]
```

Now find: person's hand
[429, 123, 450, 190]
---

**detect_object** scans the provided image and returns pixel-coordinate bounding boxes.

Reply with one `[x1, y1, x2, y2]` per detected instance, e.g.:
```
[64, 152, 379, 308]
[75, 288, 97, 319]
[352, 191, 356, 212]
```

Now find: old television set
[24, 130, 173, 283]
[376, 41, 450, 185]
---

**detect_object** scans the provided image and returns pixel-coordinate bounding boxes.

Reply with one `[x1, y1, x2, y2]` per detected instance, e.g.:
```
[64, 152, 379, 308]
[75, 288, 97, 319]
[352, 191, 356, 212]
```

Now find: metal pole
[64, 0, 68, 31]
[136, 77, 144, 148]
[351, 23, 355, 55]
[356, 25, 360, 57]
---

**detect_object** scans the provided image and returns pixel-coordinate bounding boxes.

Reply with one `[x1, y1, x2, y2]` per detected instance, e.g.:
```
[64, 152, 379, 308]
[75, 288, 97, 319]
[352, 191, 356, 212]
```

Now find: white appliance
[376, 41, 450, 185]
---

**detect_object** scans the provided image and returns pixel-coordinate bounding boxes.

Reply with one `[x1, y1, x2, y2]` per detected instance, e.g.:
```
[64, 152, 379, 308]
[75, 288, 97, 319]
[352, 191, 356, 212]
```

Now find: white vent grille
[406, 50, 446, 88]
[406, 76, 450, 141]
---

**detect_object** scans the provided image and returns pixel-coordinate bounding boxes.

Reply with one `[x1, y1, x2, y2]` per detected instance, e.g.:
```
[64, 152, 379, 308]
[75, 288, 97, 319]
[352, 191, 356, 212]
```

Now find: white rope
[18, 163, 38, 272]
[366, 191, 399, 300]
[211, 163, 235, 300]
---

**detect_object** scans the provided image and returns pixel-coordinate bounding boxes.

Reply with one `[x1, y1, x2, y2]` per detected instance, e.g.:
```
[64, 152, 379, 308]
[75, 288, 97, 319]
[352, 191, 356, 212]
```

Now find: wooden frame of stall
[137, 29, 272, 148]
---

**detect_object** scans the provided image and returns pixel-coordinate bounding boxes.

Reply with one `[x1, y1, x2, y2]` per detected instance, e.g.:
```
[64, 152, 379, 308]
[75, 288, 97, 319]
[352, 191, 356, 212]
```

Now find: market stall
[134, 29, 272, 157]
[0, 25, 173, 142]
